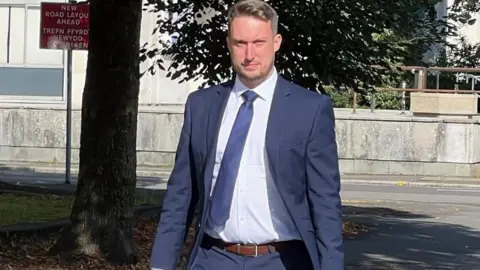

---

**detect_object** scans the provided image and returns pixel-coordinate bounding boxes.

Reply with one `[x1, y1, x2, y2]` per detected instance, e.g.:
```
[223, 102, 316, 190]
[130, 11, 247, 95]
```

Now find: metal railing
[350, 66, 480, 114]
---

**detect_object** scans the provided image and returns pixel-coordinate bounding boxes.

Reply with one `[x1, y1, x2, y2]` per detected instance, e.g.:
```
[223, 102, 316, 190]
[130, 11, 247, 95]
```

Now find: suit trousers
[190, 239, 314, 270]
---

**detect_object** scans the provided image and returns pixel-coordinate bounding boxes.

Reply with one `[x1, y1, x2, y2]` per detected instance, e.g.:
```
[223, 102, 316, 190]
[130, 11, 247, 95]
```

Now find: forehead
[229, 16, 273, 38]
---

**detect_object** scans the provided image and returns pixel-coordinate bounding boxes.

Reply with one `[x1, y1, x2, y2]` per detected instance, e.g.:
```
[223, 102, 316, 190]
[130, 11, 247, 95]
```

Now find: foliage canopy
[142, 0, 477, 92]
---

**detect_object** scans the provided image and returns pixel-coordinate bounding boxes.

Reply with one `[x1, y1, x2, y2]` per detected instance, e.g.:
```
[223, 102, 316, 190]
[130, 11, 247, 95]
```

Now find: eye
[234, 41, 246, 47]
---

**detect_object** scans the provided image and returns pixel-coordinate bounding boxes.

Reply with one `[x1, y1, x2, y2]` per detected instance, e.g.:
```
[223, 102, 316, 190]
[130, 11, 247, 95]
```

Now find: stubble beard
[233, 61, 274, 89]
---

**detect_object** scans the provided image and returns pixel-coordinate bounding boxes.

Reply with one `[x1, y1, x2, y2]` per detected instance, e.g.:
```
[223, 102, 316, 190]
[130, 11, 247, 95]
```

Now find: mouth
[242, 63, 260, 70]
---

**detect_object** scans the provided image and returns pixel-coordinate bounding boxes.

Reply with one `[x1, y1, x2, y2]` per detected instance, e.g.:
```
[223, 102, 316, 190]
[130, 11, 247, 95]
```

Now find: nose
[245, 44, 255, 61]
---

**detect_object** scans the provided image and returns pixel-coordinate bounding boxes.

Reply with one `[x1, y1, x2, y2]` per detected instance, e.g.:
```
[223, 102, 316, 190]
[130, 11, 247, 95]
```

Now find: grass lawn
[0, 191, 162, 227]
[0, 193, 72, 226]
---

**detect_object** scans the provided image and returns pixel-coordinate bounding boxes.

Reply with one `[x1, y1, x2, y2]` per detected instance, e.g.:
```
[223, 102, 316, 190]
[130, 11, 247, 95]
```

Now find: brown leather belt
[202, 234, 302, 257]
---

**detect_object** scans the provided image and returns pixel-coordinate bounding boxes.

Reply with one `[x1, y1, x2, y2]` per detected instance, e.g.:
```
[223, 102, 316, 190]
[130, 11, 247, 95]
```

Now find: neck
[239, 77, 264, 89]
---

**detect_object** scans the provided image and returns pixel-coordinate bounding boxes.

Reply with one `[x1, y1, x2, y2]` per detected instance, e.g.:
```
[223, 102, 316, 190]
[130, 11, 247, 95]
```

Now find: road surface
[342, 184, 480, 270]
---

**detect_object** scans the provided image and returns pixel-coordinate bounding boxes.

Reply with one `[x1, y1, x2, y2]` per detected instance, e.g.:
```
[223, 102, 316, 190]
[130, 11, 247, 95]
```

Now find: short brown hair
[227, 0, 279, 34]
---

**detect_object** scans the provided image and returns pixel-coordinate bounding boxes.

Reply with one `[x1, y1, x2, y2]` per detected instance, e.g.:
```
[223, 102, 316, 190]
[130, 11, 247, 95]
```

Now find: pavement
[342, 184, 480, 205]
[341, 174, 480, 188]
[0, 166, 171, 191]
[2, 163, 480, 189]
[1, 166, 480, 269]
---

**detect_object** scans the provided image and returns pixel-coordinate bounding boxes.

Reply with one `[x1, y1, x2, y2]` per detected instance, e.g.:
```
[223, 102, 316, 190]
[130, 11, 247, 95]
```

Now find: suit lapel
[203, 81, 232, 198]
[265, 76, 291, 186]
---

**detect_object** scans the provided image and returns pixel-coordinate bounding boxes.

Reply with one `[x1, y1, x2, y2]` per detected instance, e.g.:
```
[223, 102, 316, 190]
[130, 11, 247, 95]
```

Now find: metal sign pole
[65, 49, 72, 185]
[64, 0, 78, 185]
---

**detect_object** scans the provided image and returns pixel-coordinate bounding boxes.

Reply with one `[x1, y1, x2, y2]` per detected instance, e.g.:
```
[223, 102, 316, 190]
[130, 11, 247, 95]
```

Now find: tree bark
[50, 0, 142, 264]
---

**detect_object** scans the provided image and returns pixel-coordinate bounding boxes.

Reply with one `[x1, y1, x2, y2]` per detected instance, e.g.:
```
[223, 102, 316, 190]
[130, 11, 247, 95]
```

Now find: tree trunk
[50, 0, 142, 264]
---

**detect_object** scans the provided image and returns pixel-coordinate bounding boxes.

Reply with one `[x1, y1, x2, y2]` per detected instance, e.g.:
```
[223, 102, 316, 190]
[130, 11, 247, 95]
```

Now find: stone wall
[0, 103, 183, 167]
[335, 109, 480, 177]
[1, 104, 479, 177]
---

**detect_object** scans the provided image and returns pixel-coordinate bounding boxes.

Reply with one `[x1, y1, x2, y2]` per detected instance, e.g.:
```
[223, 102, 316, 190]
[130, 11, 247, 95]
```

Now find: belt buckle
[235, 243, 241, 254]
[235, 243, 258, 257]
[236, 243, 258, 257]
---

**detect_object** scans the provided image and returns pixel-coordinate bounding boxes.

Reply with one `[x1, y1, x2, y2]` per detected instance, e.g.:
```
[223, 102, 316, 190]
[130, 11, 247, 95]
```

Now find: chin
[240, 69, 262, 78]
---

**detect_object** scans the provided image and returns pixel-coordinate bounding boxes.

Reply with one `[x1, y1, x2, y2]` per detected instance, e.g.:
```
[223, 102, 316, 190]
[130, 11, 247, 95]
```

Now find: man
[150, 0, 343, 269]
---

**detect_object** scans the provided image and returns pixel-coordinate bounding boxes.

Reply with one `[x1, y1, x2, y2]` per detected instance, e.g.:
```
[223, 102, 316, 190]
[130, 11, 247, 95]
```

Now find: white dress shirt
[204, 68, 301, 244]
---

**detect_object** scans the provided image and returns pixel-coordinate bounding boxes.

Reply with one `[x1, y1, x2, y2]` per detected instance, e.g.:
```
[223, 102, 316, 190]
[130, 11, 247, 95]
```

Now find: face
[227, 16, 282, 88]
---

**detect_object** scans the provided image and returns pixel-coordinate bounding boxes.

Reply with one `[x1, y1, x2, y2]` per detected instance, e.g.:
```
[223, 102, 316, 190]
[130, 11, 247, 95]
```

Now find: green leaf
[140, 0, 470, 93]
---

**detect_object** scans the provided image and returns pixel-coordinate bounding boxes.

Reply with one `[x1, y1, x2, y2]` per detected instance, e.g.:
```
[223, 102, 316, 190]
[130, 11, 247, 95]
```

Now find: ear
[273, 34, 282, 52]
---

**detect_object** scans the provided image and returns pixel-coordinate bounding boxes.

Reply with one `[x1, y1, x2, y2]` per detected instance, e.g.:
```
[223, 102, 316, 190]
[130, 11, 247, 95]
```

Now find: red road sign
[40, 2, 89, 50]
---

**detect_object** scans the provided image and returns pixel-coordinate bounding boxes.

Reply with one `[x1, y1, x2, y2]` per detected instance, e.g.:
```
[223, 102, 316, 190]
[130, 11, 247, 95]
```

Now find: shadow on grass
[0, 167, 166, 236]
[343, 205, 480, 270]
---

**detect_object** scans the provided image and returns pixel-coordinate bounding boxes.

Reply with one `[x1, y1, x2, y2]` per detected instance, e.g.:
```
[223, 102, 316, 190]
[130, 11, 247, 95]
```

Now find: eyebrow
[232, 38, 266, 43]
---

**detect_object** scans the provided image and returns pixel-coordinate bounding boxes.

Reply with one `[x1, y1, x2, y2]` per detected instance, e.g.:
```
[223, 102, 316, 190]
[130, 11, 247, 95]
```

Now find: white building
[0, 0, 199, 107]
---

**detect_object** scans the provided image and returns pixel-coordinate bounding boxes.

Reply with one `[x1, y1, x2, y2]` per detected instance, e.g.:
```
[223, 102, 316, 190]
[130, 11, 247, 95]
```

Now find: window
[0, 1, 65, 101]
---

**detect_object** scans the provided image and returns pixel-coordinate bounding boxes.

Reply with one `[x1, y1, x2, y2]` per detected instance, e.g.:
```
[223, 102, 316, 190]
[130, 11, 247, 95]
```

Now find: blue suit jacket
[150, 75, 344, 270]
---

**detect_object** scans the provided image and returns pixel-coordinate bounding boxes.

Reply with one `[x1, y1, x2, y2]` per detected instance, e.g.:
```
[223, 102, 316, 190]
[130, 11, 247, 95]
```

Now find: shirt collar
[232, 67, 278, 101]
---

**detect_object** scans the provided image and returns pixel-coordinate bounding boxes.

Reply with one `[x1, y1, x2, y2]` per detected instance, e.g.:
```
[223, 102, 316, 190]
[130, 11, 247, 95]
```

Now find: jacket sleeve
[150, 94, 198, 270]
[305, 95, 344, 270]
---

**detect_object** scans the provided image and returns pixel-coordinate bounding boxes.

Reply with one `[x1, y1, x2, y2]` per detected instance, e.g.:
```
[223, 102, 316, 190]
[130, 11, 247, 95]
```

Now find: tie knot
[241, 90, 258, 103]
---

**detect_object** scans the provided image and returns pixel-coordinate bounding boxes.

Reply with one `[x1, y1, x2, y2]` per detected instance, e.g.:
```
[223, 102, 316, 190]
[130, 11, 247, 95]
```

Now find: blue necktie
[209, 90, 258, 227]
